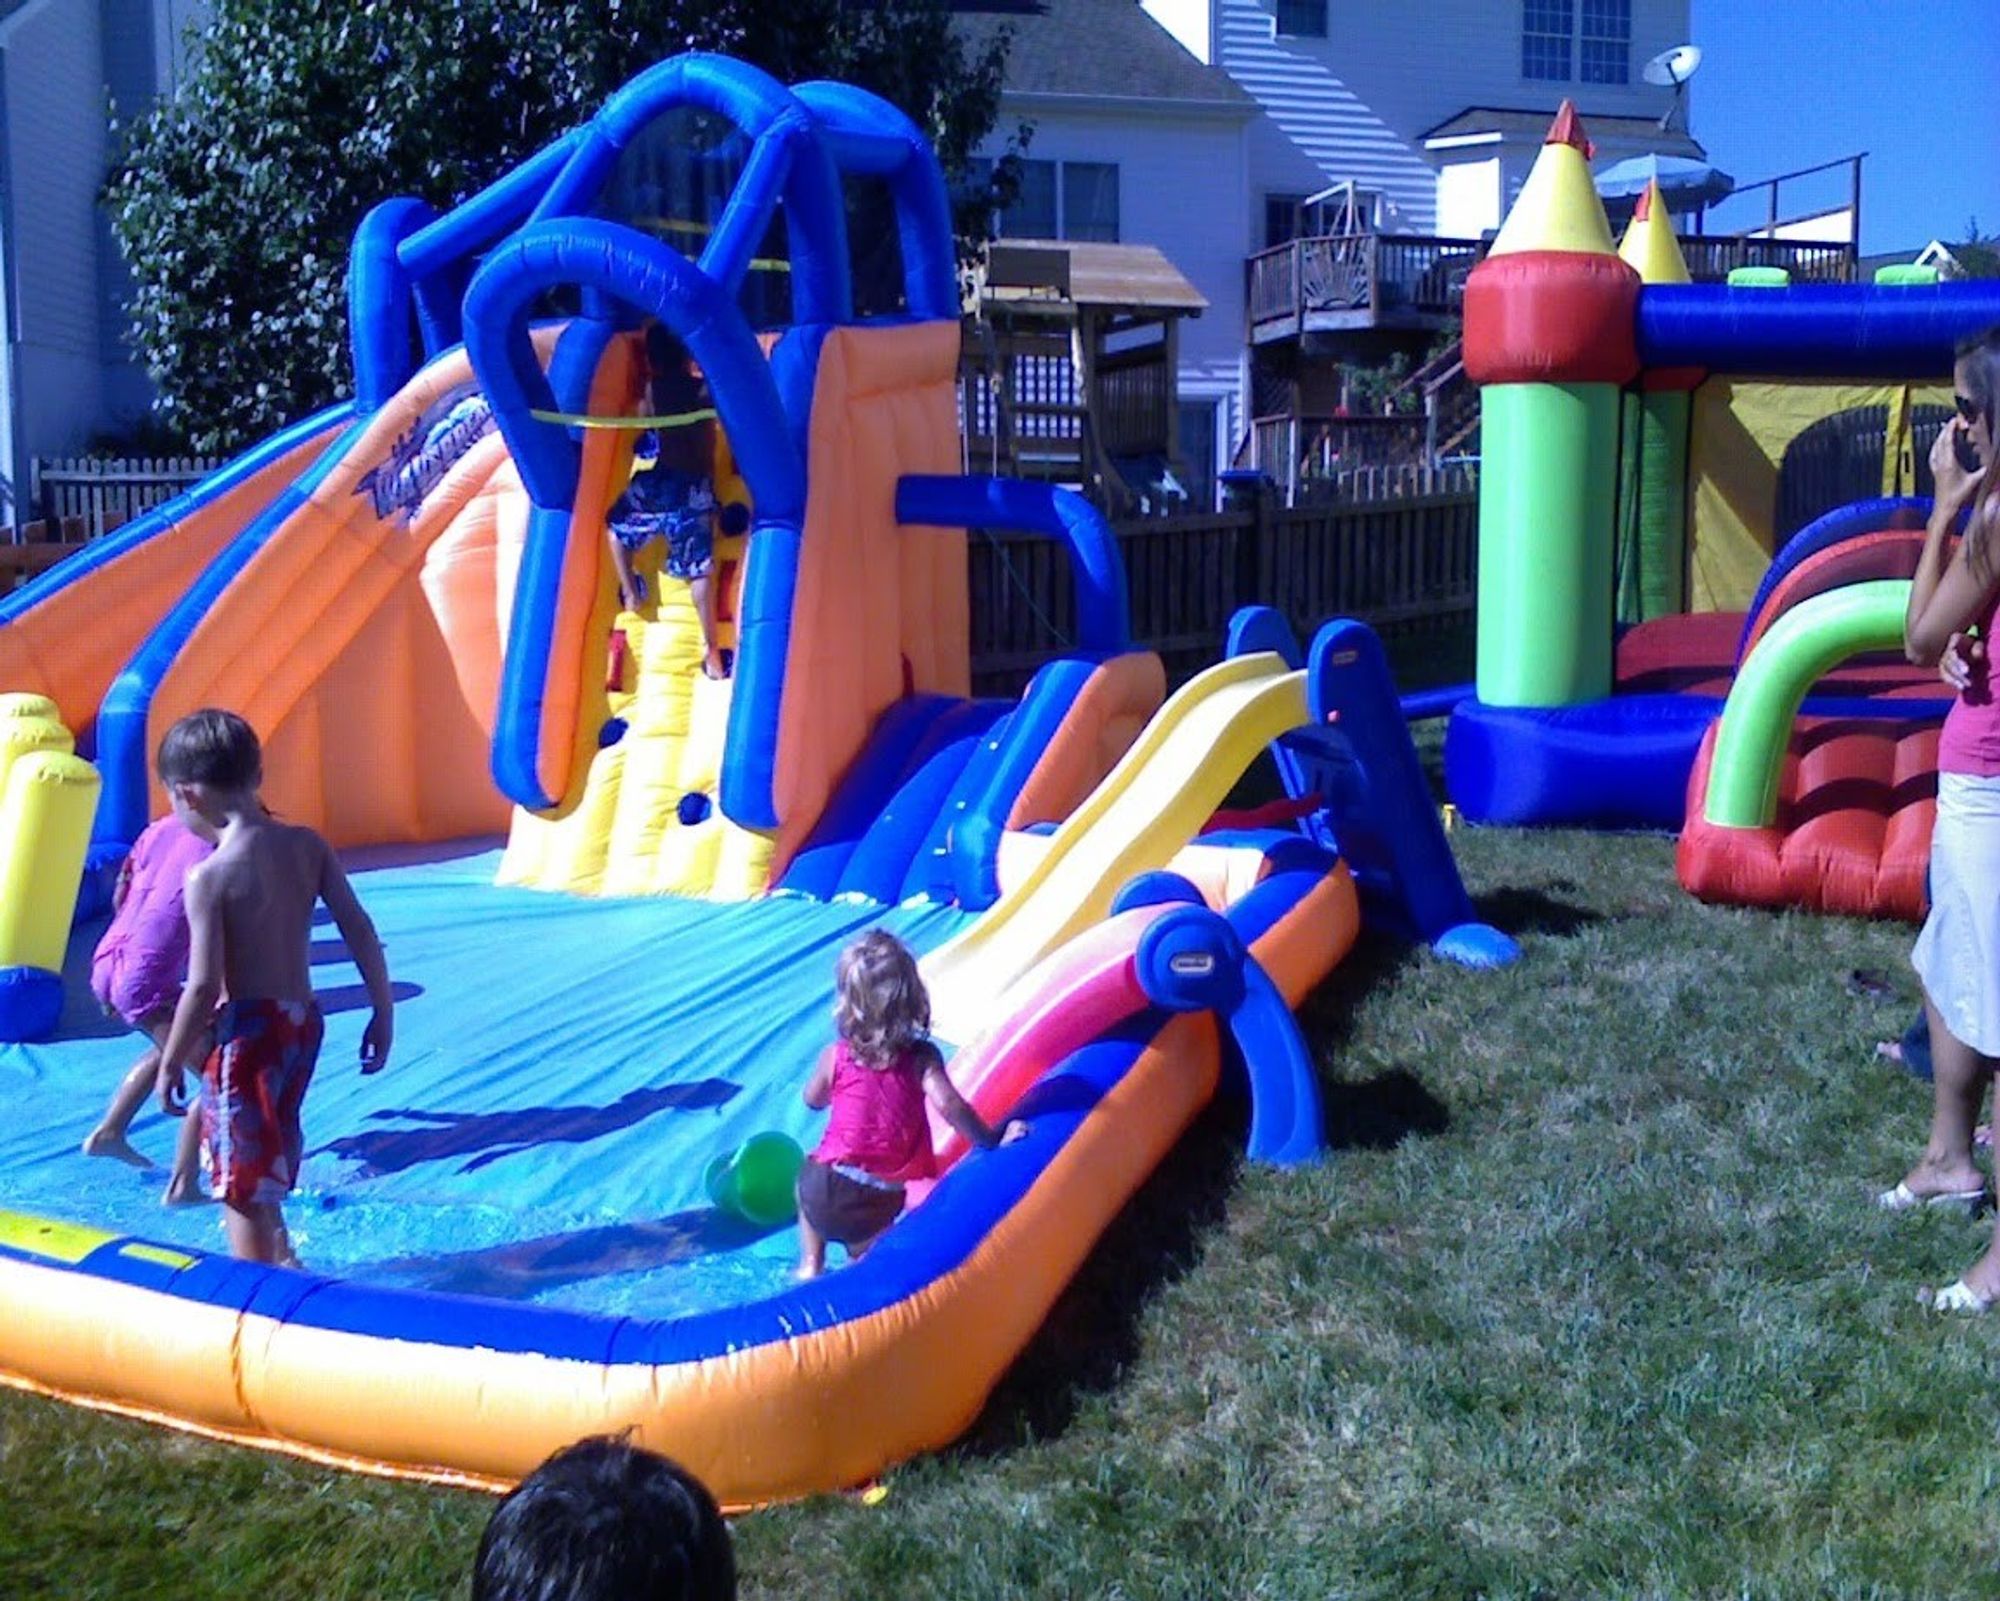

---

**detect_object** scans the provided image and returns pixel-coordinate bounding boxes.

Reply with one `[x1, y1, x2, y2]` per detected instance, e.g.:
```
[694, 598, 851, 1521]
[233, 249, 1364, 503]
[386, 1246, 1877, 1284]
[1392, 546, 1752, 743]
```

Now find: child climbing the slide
[795, 930, 1026, 1280]
[150, 710, 395, 1266]
[604, 327, 728, 680]
[81, 813, 214, 1203]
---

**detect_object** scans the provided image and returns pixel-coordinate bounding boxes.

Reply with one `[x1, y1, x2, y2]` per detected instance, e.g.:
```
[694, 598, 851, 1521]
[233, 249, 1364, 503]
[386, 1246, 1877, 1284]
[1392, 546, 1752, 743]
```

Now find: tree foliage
[108, 1, 1017, 452]
[1953, 218, 2000, 281]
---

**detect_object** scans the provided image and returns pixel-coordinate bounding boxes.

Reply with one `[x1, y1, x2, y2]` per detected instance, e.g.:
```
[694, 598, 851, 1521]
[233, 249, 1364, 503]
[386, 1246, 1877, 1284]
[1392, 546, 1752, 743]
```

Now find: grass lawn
[4, 821, 1996, 1598]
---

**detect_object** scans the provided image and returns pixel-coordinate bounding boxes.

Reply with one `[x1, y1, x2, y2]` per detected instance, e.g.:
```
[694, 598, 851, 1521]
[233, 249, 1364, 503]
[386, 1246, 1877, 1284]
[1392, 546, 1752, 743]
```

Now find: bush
[109, 1, 1015, 452]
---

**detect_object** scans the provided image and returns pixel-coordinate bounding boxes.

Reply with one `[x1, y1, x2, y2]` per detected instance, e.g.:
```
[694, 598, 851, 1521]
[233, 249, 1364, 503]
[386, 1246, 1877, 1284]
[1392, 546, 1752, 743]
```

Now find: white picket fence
[1295, 461, 1478, 504]
[29, 455, 221, 540]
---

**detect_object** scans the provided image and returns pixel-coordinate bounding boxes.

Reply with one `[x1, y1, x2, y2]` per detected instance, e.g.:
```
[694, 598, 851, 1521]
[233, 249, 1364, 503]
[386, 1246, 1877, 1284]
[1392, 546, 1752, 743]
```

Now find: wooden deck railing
[1675, 234, 1855, 284]
[1250, 226, 1857, 337]
[1248, 234, 1481, 332]
[967, 487, 1477, 694]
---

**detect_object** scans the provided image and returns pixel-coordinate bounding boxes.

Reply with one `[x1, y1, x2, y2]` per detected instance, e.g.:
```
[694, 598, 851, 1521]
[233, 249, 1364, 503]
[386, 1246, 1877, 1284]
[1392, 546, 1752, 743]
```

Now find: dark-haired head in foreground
[472, 1437, 735, 1601]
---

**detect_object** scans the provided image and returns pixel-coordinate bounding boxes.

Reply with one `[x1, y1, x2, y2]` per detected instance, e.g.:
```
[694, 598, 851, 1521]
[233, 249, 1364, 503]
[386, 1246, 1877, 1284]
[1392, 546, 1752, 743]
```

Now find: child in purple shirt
[82, 814, 213, 1202]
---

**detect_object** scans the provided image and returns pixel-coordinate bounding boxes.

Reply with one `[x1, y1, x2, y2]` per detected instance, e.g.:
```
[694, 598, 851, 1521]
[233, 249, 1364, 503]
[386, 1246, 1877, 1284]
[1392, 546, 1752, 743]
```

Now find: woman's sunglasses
[1958, 394, 1983, 424]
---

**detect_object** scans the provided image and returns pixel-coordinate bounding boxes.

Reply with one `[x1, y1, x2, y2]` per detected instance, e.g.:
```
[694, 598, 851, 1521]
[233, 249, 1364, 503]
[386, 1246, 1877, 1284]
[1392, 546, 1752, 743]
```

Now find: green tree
[108, 1, 1017, 452]
[1953, 218, 2000, 280]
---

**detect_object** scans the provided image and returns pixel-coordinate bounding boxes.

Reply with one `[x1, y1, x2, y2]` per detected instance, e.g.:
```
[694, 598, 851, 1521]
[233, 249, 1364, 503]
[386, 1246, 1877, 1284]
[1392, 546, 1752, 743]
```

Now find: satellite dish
[1643, 43, 1702, 86]
[1645, 44, 1702, 131]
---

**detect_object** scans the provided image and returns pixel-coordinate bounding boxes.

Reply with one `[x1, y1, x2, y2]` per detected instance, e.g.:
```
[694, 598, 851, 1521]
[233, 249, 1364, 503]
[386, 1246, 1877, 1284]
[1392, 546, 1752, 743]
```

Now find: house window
[1001, 159, 1058, 239]
[1274, 0, 1327, 38]
[1063, 162, 1120, 243]
[1177, 400, 1222, 511]
[978, 157, 1118, 243]
[1579, 0, 1630, 83]
[1522, 0, 1575, 80]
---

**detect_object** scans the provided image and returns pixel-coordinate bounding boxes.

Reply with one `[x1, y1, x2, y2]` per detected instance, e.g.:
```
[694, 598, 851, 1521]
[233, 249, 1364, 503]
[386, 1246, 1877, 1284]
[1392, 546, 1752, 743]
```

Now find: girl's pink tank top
[1938, 587, 2000, 777]
[813, 1041, 936, 1183]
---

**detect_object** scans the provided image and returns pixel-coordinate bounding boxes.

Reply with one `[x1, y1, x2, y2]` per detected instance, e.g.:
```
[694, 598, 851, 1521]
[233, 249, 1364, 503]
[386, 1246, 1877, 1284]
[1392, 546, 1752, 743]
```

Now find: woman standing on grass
[1884, 324, 2000, 1311]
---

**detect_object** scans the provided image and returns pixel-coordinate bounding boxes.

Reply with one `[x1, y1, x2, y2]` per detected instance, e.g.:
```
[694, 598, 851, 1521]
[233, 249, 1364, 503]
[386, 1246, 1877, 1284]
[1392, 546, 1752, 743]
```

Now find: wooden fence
[5, 466, 1481, 703]
[0, 517, 90, 593]
[31, 455, 219, 540]
[968, 487, 1477, 696]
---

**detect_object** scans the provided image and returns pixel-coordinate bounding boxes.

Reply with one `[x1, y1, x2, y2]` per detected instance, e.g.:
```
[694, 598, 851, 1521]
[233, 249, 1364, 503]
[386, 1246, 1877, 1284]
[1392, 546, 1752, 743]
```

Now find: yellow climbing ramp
[497, 533, 770, 901]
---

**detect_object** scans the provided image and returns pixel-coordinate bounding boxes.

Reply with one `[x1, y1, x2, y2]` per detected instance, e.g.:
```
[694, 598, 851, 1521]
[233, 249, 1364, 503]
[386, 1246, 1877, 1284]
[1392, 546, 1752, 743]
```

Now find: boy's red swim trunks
[201, 999, 324, 1208]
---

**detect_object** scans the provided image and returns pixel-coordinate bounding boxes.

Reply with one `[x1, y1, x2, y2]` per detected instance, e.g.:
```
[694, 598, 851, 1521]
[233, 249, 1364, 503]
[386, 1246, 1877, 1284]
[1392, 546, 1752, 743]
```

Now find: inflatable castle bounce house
[1444, 104, 2000, 921]
[0, 57, 1512, 1506]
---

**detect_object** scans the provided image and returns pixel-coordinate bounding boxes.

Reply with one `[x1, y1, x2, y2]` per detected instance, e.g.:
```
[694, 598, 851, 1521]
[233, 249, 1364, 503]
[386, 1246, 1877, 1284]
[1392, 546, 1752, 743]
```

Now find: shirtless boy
[153, 709, 394, 1265]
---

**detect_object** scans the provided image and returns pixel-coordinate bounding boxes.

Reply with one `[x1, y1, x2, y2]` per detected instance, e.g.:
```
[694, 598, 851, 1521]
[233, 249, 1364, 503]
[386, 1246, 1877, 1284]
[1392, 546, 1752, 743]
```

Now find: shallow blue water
[0, 845, 970, 1319]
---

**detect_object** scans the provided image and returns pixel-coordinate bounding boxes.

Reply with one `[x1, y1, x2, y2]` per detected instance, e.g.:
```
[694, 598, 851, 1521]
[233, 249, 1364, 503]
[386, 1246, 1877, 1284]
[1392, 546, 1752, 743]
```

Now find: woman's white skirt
[1913, 771, 2000, 1057]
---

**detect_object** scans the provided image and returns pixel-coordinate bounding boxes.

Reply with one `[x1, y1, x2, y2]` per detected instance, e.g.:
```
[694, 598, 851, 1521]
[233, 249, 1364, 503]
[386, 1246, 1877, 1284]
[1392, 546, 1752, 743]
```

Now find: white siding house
[0, 0, 201, 515]
[1151, 0, 1697, 242]
[958, 0, 1257, 502]
[959, 1, 1706, 488]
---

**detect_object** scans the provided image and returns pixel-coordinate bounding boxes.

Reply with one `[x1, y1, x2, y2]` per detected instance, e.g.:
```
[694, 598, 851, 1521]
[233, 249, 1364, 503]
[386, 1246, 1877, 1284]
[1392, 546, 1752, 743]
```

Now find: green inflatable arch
[1701, 579, 1914, 829]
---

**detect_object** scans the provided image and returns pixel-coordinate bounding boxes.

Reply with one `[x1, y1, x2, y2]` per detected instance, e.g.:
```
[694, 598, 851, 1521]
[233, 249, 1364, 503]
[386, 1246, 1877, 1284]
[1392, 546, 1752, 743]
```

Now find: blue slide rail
[777, 653, 1105, 910]
[93, 412, 372, 849]
[0, 402, 353, 636]
[1115, 868, 1329, 1166]
[832, 699, 1008, 904]
[896, 475, 1131, 657]
[949, 656, 1100, 911]
[1227, 607, 1517, 969]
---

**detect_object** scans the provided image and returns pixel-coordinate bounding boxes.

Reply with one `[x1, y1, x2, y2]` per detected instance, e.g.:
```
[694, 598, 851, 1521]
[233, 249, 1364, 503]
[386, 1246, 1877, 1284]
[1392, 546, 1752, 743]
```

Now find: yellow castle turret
[1487, 101, 1617, 258]
[1617, 180, 1693, 285]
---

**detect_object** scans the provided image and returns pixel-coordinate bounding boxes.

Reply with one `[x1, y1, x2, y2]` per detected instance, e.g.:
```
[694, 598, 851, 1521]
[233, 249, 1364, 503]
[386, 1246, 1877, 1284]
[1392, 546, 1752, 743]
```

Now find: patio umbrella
[1593, 153, 1735, 210]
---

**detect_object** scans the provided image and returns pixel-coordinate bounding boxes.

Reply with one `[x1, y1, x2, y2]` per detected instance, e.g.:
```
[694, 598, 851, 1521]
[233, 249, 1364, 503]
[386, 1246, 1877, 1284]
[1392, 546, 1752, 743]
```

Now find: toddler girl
[796, 930, 1025, 1279]
[81, 813, 213, 1202]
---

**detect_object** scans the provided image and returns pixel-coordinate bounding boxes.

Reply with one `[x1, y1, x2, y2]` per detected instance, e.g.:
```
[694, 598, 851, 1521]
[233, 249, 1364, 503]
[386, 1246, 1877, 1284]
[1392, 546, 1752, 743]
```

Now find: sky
[1687, 0, 2000, 254]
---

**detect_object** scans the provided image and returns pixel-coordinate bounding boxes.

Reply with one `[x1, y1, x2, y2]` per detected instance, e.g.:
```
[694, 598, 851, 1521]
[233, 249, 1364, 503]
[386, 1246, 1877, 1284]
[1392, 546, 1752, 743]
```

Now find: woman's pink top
[813, 1041, 937, 1184]
[1939, 588, 2000, 777]
[89, 817, 213, 1025]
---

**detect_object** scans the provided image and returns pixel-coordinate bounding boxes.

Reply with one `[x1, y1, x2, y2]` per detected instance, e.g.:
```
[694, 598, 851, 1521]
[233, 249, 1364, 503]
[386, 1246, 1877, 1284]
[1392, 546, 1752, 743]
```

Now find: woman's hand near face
[1931, 419, 1988, 514]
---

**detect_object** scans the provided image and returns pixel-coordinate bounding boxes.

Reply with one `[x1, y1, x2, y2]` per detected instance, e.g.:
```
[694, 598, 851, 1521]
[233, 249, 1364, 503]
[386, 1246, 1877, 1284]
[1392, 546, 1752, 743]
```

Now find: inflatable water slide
[0, 56, 1511, 1507]
[1440, 102, 2000, 920]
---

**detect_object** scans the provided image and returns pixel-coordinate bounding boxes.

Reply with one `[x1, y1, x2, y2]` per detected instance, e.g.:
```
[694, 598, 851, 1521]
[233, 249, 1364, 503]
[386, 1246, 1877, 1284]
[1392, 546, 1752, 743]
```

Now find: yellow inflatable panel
[500, 440, 772, 900]
[0, 748, 101, 974]
[0, 692, 60, 725]
[0, 702, 100, 1029]
[922, 653, 1310, 1042]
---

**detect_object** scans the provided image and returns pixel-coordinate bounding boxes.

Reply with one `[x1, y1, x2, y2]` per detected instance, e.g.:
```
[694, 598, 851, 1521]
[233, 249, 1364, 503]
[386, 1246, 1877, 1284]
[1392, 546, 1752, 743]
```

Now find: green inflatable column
[1615, 388, 1691, 625]
[1476, 382, 1619, 706]
[1614, 392, 1644, 625]
[1636, 388, 1689, 619]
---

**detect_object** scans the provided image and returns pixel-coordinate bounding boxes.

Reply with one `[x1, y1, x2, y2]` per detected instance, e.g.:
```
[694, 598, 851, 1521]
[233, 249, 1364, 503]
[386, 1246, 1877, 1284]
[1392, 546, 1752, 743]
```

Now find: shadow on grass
[1297, 931, 1454, 1150]
[948, 1093, 1248, 1460]
[1324, 1067, 1451, 1151]
[1474, 884, 1601, 938]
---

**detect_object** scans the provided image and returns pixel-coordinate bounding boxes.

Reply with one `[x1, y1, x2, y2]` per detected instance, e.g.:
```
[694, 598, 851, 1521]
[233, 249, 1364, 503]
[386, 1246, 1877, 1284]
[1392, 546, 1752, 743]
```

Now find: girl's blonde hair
[834, 930, 930, 1069]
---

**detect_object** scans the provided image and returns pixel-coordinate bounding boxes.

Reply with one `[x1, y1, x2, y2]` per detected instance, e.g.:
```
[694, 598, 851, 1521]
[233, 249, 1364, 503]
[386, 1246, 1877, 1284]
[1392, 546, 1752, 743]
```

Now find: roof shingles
[954, 0, 1254, 107]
